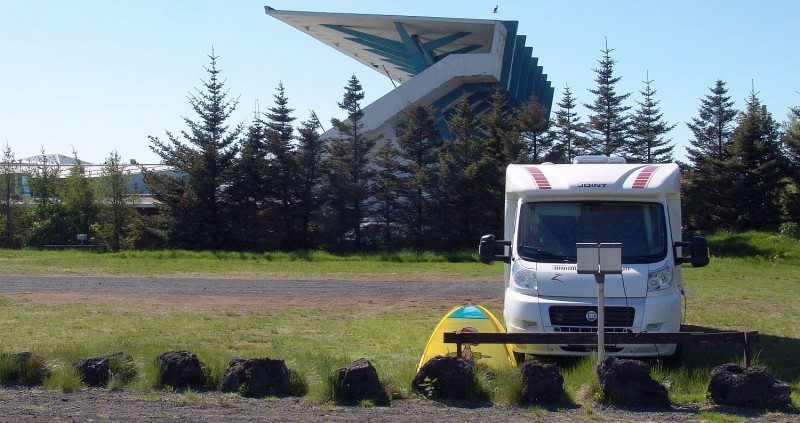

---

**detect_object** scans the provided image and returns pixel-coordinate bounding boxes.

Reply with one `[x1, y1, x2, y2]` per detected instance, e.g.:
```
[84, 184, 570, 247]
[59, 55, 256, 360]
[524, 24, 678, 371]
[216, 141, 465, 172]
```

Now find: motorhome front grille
[549, 306, 635, 328]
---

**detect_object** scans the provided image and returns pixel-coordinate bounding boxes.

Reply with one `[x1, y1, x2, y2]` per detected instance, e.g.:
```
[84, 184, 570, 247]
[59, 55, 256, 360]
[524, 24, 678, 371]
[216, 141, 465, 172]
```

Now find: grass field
[0, 232, 798, 407]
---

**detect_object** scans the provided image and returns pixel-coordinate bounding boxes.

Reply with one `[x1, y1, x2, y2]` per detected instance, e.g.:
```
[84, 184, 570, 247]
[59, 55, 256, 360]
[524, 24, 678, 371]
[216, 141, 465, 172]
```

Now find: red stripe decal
[632, 166, 659, 189]
[526, 167, 551, 189]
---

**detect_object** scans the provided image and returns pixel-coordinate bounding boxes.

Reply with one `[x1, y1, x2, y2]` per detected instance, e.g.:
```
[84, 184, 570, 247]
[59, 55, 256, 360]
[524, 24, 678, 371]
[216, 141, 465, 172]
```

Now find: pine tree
[96, 150, 139, 251]
[324, 75, 380, 250]
[145, 50, 241, 249]
[393, 102, 441, 248]
[627, 74, 675, 163]
[516, 99, 552, 163]
[549, 85, 585, 163]
[726, 89, 786, 229]
[264, 83, 298, 250]
[683, 80, 738, 231]
[582, 40, 631, 156]
[294, 114, 326, 249]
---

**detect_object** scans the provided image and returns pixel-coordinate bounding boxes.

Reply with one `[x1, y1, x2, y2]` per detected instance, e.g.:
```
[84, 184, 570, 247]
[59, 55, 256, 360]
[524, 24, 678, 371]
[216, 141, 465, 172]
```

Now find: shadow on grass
[708, 234, 775, 258]
[680, 324, 800, 384]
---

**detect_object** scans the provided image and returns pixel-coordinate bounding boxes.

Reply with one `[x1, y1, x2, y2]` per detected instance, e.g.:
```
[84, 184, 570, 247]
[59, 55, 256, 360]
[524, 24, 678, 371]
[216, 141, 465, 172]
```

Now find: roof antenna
[382, 65, 397, 88]
[310, 110, 326, 132]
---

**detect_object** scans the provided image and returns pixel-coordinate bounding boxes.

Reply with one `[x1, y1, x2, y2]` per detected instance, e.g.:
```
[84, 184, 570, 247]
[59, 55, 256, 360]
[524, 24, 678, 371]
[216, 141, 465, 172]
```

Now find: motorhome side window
[517, 202, 668, 263]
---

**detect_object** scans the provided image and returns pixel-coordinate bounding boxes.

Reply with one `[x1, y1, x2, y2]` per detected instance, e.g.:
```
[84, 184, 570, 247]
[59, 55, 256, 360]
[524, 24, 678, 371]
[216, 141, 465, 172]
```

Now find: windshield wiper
[519, 245, 571, 262]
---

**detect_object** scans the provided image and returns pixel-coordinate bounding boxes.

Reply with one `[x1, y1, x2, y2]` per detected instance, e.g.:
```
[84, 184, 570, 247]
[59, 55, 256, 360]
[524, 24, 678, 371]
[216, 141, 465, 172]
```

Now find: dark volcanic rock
[73, 352, 134, 387]
[334, 358, 389, 405]
[708, 363, 791, 408]
[596, 356, 669, 408]
[219, 357, 292, 397]
[520, 359, 564, 404]
[155, 350, 205, 388]
[412, 355, 473, 400]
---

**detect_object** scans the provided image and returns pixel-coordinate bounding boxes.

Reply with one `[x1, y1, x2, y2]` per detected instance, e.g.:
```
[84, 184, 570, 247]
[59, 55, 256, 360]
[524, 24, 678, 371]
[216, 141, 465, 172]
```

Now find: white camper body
[486, 156, 708, 358]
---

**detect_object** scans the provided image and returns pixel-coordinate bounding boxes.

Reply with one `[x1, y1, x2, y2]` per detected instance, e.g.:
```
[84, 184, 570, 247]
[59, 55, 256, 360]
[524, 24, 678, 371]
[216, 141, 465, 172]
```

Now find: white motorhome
[479, 156, 709, 359]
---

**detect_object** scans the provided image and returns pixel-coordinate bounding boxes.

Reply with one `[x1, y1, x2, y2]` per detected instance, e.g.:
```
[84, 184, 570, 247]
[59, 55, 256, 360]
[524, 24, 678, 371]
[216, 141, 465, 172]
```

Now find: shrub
[778, 222, 800, 240]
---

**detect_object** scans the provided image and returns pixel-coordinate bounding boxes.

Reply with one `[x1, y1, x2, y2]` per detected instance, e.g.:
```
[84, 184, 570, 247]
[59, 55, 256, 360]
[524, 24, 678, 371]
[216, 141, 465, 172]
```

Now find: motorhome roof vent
[572, 155, 626, 164]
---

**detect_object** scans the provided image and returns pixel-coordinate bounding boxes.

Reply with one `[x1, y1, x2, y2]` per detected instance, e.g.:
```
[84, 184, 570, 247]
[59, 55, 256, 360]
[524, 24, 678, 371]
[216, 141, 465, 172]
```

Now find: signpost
[576, 242, 622, 362]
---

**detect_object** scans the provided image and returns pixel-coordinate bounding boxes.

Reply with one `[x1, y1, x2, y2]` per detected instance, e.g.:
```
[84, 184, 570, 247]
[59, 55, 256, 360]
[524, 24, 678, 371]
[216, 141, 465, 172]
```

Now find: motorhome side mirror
[479, 234, 511, 265]
[674, 236, 710, 268]
[479, 234, 497, 264]
[689, 236, 710, 267]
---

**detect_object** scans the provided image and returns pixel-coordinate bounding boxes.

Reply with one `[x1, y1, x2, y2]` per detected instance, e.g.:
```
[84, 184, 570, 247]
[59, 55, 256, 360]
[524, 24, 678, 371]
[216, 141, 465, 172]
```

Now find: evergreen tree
[25, 149, 68, 247]
[782, 105, 800, 221]
[372, 141, 402, 248]
[726, 89, 786, 230]
[392, 102, 441, 248]
[0, 143, 23, 248]
[324, 75, 380, 250]
[226, 108, 269, 249]
[96, 150, 139, 251]
[627, 73, 675, 163]
[61, 150, 97, 241]
[476, 89, 521, 238]
[263, 83, 298, 250]
[549, 85, 585, 163]
[686, 80, 738, 161]
[683, 80, 738, 231]
[516, 99, 552, 163]
[294, 114, 326, 249]
[582, 40, 631, 156]
[145, 50, 241, 249]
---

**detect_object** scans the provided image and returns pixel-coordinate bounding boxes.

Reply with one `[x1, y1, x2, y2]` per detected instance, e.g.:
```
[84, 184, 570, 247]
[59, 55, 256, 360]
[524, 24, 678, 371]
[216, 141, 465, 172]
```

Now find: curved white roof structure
[266, 7, 554, 139]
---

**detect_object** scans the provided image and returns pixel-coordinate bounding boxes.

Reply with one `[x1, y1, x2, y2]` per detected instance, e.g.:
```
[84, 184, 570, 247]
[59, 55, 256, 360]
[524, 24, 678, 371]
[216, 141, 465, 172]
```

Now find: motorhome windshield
[517, 201, 667, 263]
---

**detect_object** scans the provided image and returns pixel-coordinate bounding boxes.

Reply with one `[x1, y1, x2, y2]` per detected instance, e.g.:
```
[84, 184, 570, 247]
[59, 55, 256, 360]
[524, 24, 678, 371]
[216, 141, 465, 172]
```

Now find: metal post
[596, 273, 605, 362]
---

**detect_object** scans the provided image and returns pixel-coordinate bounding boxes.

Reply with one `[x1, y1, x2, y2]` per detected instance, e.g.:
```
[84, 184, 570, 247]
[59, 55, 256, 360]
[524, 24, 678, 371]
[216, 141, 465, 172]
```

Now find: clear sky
[1, 0, 798, 165]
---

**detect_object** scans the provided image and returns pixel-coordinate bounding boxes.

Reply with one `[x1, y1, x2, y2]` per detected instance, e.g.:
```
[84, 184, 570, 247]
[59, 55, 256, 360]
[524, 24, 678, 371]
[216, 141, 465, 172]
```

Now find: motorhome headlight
[511, 260, 538, 291]
[647, 262, 674, 292]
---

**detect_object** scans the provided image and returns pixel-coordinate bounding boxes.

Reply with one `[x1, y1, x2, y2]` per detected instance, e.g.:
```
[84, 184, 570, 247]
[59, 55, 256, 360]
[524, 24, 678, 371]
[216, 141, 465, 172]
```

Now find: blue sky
[1, 0, 798, 164]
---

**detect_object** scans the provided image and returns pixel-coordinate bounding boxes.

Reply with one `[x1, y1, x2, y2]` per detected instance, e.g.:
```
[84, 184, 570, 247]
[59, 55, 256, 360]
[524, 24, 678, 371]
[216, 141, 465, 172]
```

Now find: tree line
[2, 45, 799, 252]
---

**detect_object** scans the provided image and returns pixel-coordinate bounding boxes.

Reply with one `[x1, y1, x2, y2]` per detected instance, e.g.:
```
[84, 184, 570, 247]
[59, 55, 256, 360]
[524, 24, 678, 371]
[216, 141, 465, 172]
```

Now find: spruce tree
[225, 109, 268, 249]
[686, 80, 737, 161]
[516, 99, 552, 163]
[24, 149, 66, 247]
[145, 50, 241, 249]
[96, 150, 139, 251]
[393, 102, 441, 248]
[432, 97, 483, 248]
[477, 89, 521, 239]
[726, 89, 786, 229]
[0, 143, 23, 248]
[549, 85, 585, 163]
[683, 80, 738, 231]
[372, 141, 402, 248]
[782, 106, 800, 221]
[324, 75, 380, 250]
[264, 83, 298, 250]
[628, 74, 675, 163]
[582, 40, 631, 156]
[294, 114, 326, 249]
[61, 150, 97, 243]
